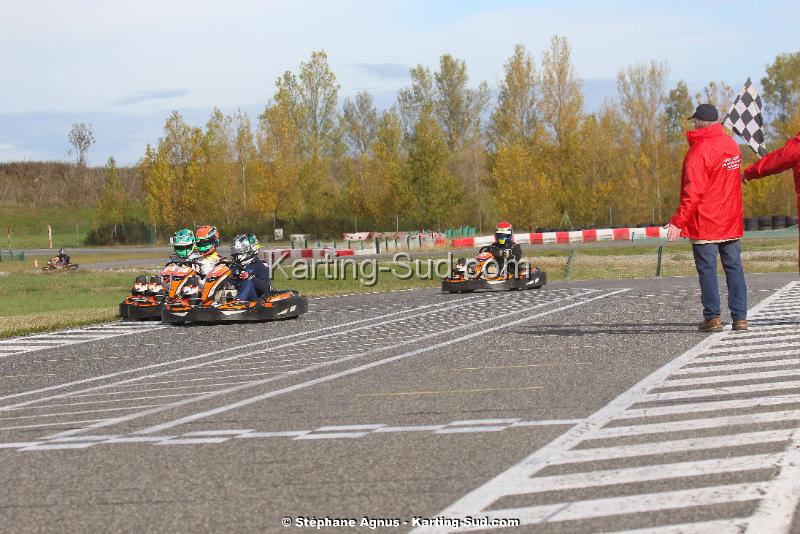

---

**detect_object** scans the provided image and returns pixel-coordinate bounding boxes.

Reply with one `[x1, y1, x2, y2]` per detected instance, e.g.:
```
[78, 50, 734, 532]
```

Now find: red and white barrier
[262, 248, 364, 263]
[451, 226, 668, 249]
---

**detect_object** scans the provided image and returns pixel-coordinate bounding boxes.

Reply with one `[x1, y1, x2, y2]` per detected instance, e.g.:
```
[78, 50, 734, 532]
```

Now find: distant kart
[442, 251, 547, 293]
[119, 262, 179, 320]
[161, 258, 307, 324]
[42, 257, 78, 271]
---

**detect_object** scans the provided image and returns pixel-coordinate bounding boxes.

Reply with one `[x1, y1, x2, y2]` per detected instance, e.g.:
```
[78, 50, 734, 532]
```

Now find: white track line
[672, 359, 800, 375]
[475, 483, 767, 528]
[554, 429, 793, 464]
[33, 290, 601, 440]
[412, 281, 798, 534]
[503, 454, 780, 495]
[126, 289, 627, 437]
[0, 292, 489, 403]
[619, 394, 800, 420]
[595, 410, 800, 439]
[662, 368, 800, 387]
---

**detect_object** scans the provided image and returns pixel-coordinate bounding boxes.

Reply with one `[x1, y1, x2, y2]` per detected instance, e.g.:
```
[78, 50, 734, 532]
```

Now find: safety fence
[533, 241, 799, 281]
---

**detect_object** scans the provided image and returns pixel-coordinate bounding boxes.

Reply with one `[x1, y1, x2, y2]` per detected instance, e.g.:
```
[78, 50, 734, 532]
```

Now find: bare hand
[666, 223, 682, 241]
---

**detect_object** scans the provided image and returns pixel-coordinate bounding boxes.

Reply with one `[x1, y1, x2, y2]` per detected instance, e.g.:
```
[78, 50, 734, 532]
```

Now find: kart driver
[57, 248, 70, 266]
[171, 229, 196, 261]
[193, 225, 221, 278]
[479, 221, 522, 274]
[230, 234, 271, 302]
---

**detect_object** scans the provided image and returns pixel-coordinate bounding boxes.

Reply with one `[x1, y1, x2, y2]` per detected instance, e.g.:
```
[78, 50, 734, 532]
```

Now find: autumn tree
[233, 110, 256, 213]
[398, 65, 435, 138]
[342, 91, 379, 157]
[489, 43, 540, 150]
[539, 36, 584, 222]
[139, 111, 204, 229]
[617, 61, 670, 221]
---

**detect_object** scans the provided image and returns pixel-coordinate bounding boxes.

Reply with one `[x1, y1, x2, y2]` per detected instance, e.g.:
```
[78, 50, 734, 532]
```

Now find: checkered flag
[723, 78, 768, 157]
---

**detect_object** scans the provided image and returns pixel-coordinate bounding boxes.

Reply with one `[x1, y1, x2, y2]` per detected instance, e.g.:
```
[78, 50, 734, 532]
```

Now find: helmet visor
[495, 232, 509, 245]
[174, 243, 193, 258]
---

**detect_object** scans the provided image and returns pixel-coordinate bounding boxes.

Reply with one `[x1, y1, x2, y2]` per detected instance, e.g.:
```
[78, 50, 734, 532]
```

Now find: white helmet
[231, 234, 261, 265]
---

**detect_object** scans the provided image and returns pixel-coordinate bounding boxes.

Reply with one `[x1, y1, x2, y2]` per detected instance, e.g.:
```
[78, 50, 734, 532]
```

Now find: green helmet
[172, 228, 195, 258]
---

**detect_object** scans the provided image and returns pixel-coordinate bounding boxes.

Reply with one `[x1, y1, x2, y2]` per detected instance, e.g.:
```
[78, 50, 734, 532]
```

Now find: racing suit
[192, 251, 220, 279]
[479, 241, 522, 275]
[57, 253, 70, 266]
[234, 259, 271, 301]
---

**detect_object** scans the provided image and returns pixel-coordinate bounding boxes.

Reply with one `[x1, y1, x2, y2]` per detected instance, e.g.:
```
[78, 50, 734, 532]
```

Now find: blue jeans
[692, 240, 747, 320]
[235, 279, 259, 301]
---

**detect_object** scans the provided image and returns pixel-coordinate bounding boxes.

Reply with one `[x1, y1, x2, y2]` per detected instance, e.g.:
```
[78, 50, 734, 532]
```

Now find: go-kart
[442, 251, 546, 293]
[119, 262, 179, 320]
[43, 257, 78, 271]
[161, 258, 307, 324]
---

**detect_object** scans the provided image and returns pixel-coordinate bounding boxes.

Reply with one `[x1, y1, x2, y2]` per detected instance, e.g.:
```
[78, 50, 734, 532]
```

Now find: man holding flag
[722, 76, 799, 273]
[743, 137, 800, 272]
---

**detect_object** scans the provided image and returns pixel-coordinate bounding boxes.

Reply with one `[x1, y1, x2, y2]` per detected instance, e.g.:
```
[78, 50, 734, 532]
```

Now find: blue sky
[1, 0, 798, 165]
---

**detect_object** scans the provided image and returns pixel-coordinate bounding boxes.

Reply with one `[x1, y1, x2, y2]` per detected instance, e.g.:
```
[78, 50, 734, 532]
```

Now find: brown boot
[698, 317, 723, 332]
[733, 319, 748, 331]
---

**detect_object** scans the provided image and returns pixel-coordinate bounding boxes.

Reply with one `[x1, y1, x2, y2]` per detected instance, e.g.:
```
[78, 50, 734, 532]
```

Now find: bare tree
[68, 123, 95, 166]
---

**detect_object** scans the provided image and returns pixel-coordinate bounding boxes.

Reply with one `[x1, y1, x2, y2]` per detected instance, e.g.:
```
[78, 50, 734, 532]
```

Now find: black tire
[789, 216, 799, 227]
[773, 215, 787, 229]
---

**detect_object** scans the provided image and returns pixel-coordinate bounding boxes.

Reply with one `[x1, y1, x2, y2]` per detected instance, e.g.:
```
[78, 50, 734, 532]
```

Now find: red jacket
[743, 133, 800, 219]
[670, 123, 743, 240]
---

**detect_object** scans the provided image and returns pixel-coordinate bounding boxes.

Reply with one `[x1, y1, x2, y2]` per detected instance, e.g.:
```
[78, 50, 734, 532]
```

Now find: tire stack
[772, 215, 788, 229]
[790, 216, 799, 227]
[758, 215, 773, 231]
[744, 218, 759, 232]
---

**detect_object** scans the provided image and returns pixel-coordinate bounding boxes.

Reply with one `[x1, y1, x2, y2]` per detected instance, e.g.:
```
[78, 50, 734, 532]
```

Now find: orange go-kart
[442, 251, 546, 293]
[161, 258, 307, 324]
[119, 262, 180, 320]
[43, 257, 78, 271]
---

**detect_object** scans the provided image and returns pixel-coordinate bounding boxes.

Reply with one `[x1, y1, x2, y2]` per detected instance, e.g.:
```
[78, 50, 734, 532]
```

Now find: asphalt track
[1, 273, 800, 533]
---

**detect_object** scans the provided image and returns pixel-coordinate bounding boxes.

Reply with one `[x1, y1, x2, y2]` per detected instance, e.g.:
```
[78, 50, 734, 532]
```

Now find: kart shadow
[513, 322, 702, 336]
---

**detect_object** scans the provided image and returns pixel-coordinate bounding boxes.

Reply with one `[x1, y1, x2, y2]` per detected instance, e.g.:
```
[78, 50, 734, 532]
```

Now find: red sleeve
[670, 150, 709, 229]
[744, 137, 800, 180]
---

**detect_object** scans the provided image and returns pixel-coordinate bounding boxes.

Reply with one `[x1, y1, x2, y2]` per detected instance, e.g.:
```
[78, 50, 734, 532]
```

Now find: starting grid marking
[0, 322, 166, 357]
[7, 417, 588, 450]
[412, 281, 800, 534]
[0, 287, 619, 444]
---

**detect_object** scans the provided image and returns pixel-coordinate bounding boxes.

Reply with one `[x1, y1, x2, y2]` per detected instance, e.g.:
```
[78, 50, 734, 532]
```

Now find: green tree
[405, 106, 462, 228]
[433, 54, 490, 150]
[664, 80, 694, 141]
[398, 65, 435, 138]
[762, 52, 800, 139]
[96, 156, 126, 225]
